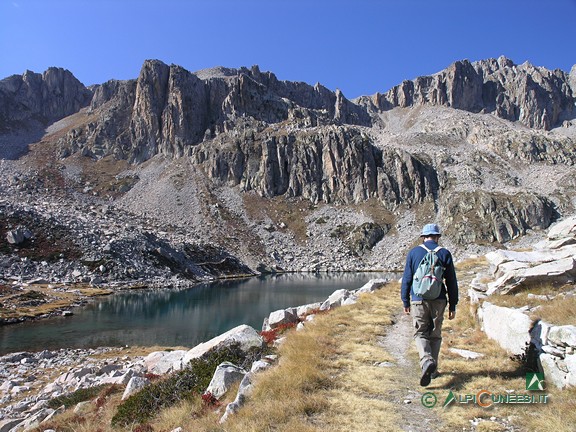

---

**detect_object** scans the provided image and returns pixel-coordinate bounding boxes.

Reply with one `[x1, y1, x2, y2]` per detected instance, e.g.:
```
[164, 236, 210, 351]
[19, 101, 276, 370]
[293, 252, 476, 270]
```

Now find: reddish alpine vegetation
[201, 391, 221, 408]
[260, 321, 298, 344]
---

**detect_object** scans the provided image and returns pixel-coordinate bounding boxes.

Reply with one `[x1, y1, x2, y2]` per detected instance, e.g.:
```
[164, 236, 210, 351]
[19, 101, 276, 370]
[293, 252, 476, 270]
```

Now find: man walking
[401, 223, 458, 386]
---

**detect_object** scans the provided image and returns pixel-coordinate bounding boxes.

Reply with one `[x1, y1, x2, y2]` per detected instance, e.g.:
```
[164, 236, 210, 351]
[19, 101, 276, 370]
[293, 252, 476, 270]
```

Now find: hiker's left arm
[400, 251, 414, 311]
[444, 252, 459, 312]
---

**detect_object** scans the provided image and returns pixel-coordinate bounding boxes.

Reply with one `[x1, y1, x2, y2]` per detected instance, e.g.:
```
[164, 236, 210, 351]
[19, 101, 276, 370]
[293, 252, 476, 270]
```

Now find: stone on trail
[448, 348, 485, 359]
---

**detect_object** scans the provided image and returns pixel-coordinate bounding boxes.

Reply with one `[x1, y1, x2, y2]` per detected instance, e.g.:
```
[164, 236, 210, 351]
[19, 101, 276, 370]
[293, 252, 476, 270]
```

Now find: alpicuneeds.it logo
[421, 373, 550, 409]
[440, 389, 549, 408]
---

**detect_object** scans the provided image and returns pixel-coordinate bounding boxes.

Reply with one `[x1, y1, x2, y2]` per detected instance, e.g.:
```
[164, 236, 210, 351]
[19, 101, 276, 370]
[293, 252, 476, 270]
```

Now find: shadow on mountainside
[0, 128, 45, 160]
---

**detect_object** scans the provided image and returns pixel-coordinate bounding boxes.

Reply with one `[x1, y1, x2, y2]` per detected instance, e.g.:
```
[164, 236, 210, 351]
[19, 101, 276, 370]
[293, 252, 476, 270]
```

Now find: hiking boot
[420, 359, 436, 387]
[431, 370, 440, 379]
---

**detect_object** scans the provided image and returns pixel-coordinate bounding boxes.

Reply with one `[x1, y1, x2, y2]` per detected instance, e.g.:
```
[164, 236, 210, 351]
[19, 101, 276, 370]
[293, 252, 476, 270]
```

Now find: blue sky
[1, 0, 575, 98]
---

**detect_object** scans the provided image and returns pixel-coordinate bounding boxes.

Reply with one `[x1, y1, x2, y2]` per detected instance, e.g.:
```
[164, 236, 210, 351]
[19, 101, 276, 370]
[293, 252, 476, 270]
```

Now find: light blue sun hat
[420, 223, 442, 237]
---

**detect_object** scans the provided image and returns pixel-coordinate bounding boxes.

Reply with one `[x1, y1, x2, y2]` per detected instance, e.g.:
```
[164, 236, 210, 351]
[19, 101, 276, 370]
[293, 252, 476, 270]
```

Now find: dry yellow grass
[455, 255, 489, 271]
[534, 295, 576, 325]
[428, 259, 576, 432]
[0, 284, 112, 321]
[483, 281, 576, 326]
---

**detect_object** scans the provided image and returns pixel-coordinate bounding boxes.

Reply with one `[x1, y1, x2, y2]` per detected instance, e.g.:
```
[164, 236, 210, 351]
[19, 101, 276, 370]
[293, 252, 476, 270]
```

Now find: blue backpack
[412, 245, 445, 299]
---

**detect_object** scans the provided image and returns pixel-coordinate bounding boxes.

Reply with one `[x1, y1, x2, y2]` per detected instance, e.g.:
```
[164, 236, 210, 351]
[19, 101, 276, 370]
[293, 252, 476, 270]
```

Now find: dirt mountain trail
[378, 310, 444, 432]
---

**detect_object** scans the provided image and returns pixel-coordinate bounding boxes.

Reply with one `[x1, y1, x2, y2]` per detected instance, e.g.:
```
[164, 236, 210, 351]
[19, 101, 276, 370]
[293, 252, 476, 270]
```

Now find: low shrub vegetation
[47, 384, 112, 409]
[111, 343, 263, 427]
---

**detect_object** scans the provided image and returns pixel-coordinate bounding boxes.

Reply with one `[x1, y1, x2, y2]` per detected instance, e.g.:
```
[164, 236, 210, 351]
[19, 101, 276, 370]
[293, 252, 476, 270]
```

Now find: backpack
[412, 245, 445, 299]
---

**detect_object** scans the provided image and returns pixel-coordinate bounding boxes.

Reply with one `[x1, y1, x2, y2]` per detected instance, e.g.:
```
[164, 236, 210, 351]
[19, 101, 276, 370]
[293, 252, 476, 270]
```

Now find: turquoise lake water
[0, 272, 394, 355]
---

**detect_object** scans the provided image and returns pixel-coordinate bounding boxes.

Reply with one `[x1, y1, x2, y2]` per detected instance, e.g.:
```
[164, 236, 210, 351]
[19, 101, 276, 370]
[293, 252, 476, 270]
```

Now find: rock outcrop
[0, 68, 92, 133]
[532, 322, 576, 388]
[472, 214, 576, 388]
[440, 191, 557, 245]
[363, 56, 576, 130]
[477, 302, 576, 389]
[477, 302, 533, 356]
[192, 126, 439, 206]
[41, 58, 574, 259]
[2, 57, 576, 280]
[56, 57, 576, 165]
[475, 215, 576, 295]
[0, 197, 254, 299]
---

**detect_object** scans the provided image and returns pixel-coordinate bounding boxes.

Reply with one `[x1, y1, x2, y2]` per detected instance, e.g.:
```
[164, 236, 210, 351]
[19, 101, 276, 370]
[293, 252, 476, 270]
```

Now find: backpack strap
[420, 244, 443, 253]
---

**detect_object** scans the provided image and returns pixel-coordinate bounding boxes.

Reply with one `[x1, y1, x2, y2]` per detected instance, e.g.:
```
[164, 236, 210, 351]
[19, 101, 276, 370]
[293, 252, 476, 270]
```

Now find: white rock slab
[265, 308, 298, 331]
[122, 376, 150, 400]
[487, 257, 576, 295]
[539, 353, 568, 388]
[205, 362, 246, 400]
[356, 278, 387, 294]
[319, 289, 358, 311]
[296, 302, 321, 318]
[143, 350, 188, 375]
[182, 325, 263, 366]
[547, 216, 576, 240]
[477, 302, 533, 356]
[547, 325, 576, 348]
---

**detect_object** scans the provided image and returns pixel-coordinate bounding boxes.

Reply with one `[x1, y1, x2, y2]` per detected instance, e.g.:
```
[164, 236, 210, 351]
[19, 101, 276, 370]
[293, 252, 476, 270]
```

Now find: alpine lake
[0, 272, 394, 355]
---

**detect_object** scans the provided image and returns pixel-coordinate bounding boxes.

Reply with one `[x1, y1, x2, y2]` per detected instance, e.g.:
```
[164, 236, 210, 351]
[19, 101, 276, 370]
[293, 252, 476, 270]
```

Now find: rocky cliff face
[439, 191, 557, 244]
[191, 126, 439, 207]
[0, 68, 92, 133]
[361, 56, 575, 130]
[58, 60, 371, 163]
[53, 57, 576, 169]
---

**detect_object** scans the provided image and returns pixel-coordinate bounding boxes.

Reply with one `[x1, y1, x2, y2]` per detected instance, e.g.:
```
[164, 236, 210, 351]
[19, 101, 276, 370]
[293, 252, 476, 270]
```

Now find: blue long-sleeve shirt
[400, 240, 459, 311]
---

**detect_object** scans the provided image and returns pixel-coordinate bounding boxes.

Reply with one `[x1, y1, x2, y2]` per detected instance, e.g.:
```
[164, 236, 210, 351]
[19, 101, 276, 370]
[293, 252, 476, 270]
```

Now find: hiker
[400, 223, 458, 387]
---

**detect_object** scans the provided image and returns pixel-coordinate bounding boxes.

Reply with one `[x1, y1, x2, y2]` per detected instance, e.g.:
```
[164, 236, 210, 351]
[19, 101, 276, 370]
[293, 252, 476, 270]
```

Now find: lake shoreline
[0, 269, 396, 326]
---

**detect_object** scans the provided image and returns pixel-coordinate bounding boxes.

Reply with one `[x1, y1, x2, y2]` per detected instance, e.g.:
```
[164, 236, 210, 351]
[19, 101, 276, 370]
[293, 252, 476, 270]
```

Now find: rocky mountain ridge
[0, 67, 91, 133]
[0, 56, 575, 289]
[361, 56, 576, 130]
[50, 56, 576, 163]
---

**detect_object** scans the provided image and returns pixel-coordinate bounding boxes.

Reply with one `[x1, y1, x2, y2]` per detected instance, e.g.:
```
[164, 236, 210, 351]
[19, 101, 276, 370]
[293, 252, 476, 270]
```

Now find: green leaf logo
[526, 373, 545, 391]
[443, 390, 456, 408]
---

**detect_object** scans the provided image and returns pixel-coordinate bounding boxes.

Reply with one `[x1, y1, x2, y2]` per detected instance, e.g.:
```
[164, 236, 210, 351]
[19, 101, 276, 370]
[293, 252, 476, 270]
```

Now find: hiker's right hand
[448, 310, 456, 320]
[404, 307, 410, 315]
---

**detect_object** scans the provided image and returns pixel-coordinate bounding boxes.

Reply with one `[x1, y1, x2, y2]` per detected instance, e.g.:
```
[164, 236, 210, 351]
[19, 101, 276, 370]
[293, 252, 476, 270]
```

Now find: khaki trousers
[411, 299, 447, 369]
